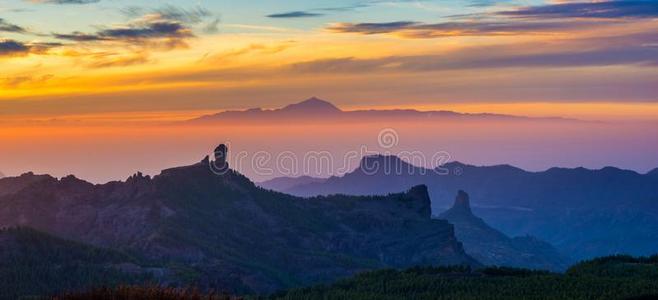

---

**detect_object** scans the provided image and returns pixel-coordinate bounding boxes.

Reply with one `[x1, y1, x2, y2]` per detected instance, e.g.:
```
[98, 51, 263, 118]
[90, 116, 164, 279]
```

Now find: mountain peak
[451, 190, 473, 215]
[281, 97, 342, 113]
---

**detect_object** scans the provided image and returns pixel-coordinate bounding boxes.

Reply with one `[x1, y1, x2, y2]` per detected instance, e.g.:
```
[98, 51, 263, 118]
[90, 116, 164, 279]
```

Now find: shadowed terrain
[0, 145, 476, 294]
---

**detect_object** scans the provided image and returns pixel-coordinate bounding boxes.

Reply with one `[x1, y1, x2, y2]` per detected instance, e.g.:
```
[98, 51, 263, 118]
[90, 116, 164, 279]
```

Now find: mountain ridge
[0, 144, 477, 293]
[274, 154, 658, 260]
[281, 97, 342, 113]
[189, 97, 582, 123]
[648, 168, 658, 176]
[258, 176, 326, 191]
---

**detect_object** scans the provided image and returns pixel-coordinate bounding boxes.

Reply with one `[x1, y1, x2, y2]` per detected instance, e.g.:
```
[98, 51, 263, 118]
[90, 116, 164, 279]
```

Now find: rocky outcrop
[281, 155, 658, 260]
[439, 191, 570, 271]
[0, 144, 477, 293]
[212, 143, 229, 172]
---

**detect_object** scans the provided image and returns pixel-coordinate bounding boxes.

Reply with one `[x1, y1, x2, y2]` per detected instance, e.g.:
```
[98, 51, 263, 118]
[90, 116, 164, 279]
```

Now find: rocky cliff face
[282, 155, 658, 260]
[0, 145, 476, 293]
[439, 191, 570, 271]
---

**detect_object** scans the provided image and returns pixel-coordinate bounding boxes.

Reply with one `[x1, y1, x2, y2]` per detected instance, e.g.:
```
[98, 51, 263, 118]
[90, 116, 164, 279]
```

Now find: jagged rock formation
[212, 143, 229, 172]
[279, 154, 658, 260]
[439, 191, 570, 271]
[0, 144, 476, 293]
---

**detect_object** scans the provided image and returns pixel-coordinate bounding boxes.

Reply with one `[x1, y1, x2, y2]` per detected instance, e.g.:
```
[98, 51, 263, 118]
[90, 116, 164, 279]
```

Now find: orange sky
[1, 1, 657, 122]
[1, 0, 657, 181]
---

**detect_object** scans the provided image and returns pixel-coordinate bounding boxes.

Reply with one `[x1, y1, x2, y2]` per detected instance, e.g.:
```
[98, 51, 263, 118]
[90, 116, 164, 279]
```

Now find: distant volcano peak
[281, 97, 342, 113]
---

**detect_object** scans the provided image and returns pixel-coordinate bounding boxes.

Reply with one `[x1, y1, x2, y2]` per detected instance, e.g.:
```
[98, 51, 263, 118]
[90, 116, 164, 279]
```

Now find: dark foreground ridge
[0, 144, 476, 296]
[273, 255, 658, 300]
[54, 255, 658, 300]
[0, 227, 151, 299]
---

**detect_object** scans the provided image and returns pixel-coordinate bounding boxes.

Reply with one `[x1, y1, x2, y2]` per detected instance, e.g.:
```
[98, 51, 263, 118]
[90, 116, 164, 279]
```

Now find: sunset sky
[1, 0, 657, 119]
[1, 0, 658, 181]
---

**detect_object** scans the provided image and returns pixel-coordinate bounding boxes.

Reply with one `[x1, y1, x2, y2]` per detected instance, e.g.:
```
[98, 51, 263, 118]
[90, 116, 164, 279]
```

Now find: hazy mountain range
[0, 145, 477, 294]
[439, 191, 570, 271]
[1, 143, 656, 297]
[188, 97, 578, 124]
[262, 155, 658, 260]
[262, 180, 571, 271]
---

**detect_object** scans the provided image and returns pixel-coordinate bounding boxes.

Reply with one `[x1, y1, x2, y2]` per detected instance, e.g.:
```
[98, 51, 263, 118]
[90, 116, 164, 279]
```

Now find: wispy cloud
[290, 31, 658, 73]
[328, 1, 658, 39]
[28, 0, 100, 4]
[0, 18, 27, 33]
[267, 11, 324, 18]
[49, 8, 215, 67]
[121, 5, 214, 25]
[87, 53, 149, 68]
[0, 40, 29, 56]
[0, 39, 59, 57]
[500, 0, 658, 19]
[327, 19, 602, 38]
[54, 15, 193, 46]
[201, 42, 296, 63]
[266, 0, 426, 19]
[1, 74, 54, 88]
[52, 5, 220, 48]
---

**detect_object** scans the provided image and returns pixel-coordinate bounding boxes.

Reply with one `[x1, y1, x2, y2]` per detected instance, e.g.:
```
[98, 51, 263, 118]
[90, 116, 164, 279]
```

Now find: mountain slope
[439, 191, 570, 271]
[649, 168, 658, 177]
[258, 176, 326, 191]
[275, 255, 658, 300]
[280, 97, 342, 113]
[280, 155, 658, 260]
[0, 227, 152, 299]
[0, 145, 477, 293]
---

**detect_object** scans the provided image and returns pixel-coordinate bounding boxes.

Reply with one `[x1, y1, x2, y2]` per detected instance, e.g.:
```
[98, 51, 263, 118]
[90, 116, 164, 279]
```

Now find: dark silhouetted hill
[273, 254, 658, 300]
[0, 145, 476, 294]
[0, 227, 153, 299]
[278, 155, 658, 260]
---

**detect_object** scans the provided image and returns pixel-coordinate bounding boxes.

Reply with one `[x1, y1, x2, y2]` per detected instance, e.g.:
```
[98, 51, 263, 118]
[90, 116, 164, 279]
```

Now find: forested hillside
[273, 255, 658, 300]
[0, 227, 152, 299]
